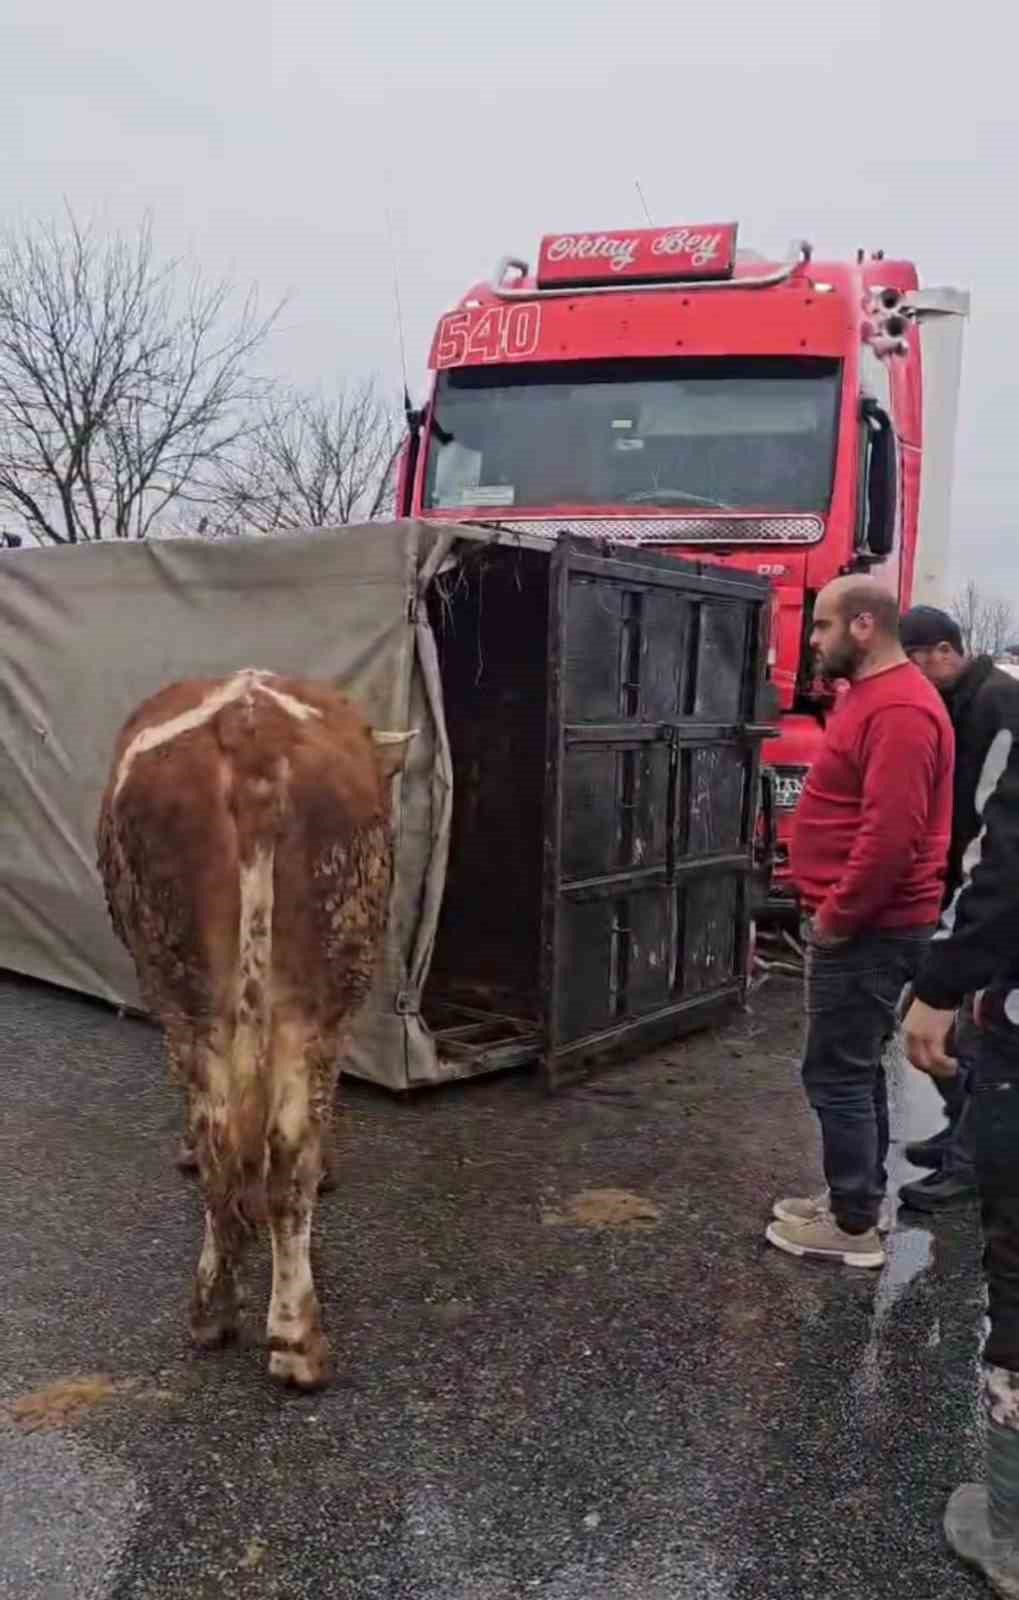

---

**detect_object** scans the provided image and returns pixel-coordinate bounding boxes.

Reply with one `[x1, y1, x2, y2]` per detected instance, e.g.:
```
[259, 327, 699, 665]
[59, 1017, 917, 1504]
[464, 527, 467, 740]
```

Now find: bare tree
[0, 210, 278, 543]
[196, 380, 400, 537]
[950, 580, 1017, 658]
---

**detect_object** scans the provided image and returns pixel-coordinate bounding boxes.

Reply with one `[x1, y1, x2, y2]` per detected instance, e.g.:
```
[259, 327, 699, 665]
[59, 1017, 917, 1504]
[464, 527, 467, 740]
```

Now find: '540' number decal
[433, 304, 541, 369]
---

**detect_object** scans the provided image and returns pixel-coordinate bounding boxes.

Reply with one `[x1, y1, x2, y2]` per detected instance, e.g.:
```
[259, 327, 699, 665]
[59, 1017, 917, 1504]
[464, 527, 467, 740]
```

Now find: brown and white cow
[97, 668, 412, 1389]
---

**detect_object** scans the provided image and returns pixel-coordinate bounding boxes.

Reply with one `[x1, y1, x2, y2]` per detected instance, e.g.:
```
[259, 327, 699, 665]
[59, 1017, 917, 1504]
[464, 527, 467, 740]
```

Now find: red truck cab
[399, 223, 968, 911]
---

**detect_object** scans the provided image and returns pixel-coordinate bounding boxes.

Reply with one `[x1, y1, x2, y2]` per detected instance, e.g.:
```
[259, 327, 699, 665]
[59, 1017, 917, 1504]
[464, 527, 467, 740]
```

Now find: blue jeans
[970, 994, 1019, 1372]
[801, 926, 934, 1233]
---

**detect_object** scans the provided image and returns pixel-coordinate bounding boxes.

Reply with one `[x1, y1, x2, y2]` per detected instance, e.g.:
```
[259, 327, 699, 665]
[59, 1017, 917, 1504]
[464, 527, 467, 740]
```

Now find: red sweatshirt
[790, 661, 954, 939]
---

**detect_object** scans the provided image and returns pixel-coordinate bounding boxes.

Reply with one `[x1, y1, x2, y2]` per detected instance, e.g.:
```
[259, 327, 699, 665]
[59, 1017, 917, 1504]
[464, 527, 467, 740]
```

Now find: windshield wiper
[623, 483, 735, 508]
[625, 488, 735, 510]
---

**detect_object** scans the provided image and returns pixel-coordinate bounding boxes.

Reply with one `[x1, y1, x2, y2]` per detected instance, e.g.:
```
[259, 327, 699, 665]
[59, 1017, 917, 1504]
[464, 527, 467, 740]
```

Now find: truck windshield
[424, 356, 841, 514]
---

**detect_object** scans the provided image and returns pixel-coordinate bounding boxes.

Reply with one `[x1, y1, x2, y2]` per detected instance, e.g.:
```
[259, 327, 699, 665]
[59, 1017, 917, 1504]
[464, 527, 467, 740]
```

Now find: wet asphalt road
[0, 970, 990, 1600]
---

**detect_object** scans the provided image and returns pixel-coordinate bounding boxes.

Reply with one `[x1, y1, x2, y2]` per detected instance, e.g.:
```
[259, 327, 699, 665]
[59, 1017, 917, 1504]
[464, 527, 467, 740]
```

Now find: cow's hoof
[176, 1138, 199, 1173]
[190, 1315, 238, 1349]
[190, 1288, 240, 1349]
[268, 1336, 332, 1391]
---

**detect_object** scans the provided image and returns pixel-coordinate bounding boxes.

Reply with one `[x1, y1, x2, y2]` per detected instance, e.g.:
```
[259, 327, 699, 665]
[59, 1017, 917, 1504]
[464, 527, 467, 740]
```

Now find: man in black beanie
[898, 604, 1019, 1211]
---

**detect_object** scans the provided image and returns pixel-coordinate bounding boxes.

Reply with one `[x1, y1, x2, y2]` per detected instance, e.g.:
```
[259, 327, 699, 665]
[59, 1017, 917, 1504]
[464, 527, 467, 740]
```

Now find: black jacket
[915, 659, 1019, 1009]
[942, 658, 1019, 901]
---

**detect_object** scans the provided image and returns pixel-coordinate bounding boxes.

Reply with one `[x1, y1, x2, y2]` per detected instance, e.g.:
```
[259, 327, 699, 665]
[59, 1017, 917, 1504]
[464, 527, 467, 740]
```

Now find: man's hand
[809, 916, 850, 949]
[902, 998, 959, 1078]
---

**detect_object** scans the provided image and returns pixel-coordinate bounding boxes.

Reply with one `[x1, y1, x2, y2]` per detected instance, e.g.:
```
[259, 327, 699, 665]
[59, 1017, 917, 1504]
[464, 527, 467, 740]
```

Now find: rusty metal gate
[541, 537, 772, 1088]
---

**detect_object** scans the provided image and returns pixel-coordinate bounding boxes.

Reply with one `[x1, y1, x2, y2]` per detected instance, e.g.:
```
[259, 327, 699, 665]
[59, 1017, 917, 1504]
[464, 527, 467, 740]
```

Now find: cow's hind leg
[166, 1026, 199, 1174]
[265, 1017, 333, 1389]
[187, 1037, 250, 1348]
[191, 1204, 246, 1347]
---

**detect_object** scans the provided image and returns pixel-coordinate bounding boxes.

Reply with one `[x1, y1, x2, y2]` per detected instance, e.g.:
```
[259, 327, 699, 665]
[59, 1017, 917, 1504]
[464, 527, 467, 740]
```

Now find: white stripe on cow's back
[257, 684, 323, 723]
[112, 668, 323, 802]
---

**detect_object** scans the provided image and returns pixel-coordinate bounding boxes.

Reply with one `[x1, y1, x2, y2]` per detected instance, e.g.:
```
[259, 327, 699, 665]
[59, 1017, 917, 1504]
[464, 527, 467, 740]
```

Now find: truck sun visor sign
[536, 223, 738, 289]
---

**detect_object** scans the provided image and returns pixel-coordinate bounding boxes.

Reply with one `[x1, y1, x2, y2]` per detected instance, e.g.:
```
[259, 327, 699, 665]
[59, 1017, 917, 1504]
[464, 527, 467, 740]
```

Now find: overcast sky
[2, 0, 1014, 594]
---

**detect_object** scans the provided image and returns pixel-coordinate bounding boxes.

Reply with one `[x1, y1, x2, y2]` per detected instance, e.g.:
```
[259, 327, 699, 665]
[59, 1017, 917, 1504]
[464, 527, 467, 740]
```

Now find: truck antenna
[384, 200, 411, 404]
[635, 179, 654, 226]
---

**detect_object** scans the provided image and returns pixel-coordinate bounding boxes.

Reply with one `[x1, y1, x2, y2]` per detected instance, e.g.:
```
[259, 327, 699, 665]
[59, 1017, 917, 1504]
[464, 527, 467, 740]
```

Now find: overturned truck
[0, 521, 772, 1089]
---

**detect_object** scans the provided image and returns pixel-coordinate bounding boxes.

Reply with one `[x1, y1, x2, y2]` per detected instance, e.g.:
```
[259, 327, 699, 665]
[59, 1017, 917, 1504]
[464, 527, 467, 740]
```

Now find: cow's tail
[215, 690, 288, 1229]
[225, 835, 274, 1227]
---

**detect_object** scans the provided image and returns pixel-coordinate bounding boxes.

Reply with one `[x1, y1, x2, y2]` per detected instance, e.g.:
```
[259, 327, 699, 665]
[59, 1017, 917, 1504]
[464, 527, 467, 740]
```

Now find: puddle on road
[854, 1225, 935, 1403]
[842, 1040, 968, 1405]
[541, 1188, 663, 1229]
[875, 1225, 934, 1317]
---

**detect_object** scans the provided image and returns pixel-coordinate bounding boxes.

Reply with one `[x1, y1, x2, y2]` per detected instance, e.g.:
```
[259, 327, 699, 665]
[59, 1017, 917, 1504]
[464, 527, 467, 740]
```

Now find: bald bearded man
[766, 577, 955, 1269]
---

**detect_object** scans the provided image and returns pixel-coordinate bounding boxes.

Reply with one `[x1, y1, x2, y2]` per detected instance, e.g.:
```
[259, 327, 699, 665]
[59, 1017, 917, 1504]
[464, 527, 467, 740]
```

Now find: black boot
[899, 1167, 979, 1211]
[903, 1125, 954, 1168]
[903, 1094, 977, 1208]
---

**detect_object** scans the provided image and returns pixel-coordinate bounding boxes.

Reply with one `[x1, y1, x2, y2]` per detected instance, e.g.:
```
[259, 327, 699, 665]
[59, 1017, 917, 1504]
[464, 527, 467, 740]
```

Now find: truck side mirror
[859, 399, 897, 559]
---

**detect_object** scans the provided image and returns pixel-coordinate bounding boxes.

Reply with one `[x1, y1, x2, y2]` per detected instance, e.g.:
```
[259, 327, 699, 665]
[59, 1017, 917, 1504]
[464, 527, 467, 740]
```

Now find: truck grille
[489, 515, 825, 545]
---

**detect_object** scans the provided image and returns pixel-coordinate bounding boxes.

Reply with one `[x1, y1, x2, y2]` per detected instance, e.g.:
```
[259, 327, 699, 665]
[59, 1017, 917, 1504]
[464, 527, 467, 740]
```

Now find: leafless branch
[950, 580, 1017, 658]
[0, 209, 280, 542]
[189, 380, 399, 538]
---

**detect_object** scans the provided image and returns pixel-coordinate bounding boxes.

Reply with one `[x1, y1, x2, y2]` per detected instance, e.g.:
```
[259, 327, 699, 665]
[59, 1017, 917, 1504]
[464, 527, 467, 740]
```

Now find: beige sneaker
[765, 1214, 886, 1269]
[772, 1190, 893, 1234]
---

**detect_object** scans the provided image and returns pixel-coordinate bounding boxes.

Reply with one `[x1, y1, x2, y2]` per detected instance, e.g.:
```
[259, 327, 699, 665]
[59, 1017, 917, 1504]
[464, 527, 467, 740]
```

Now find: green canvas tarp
[0, 520, 462, 1089]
